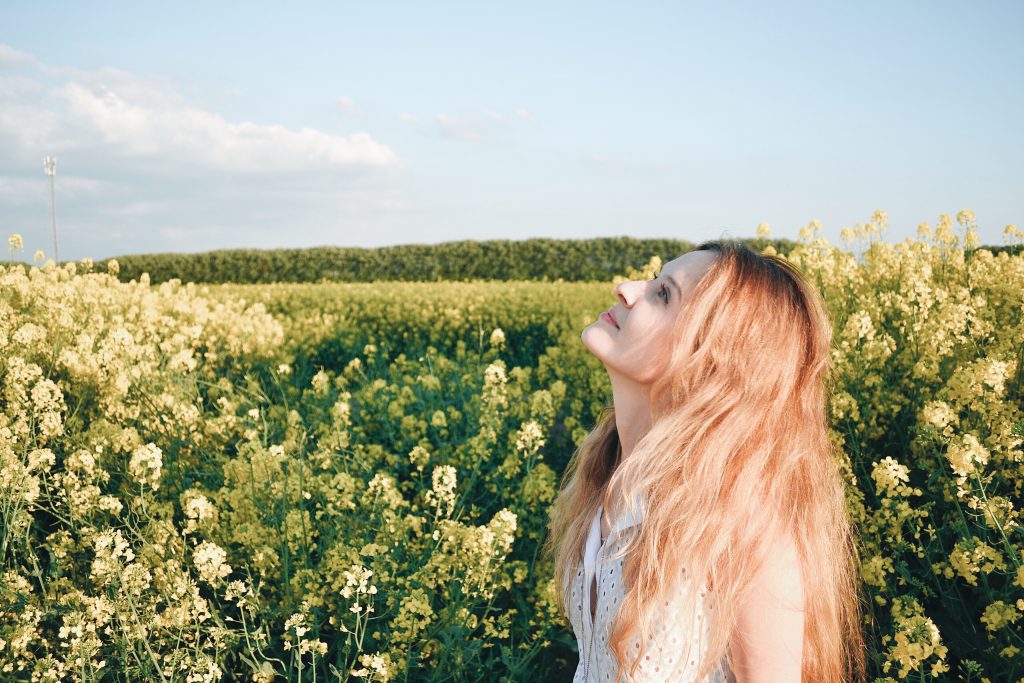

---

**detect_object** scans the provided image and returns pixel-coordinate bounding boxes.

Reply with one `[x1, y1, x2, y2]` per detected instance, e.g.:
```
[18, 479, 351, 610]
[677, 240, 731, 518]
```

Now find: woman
[541, 241, 868, 683]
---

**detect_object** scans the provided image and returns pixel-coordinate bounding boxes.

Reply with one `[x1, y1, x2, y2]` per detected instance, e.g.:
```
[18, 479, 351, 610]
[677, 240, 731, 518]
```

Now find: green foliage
[88, 237, 799, 284]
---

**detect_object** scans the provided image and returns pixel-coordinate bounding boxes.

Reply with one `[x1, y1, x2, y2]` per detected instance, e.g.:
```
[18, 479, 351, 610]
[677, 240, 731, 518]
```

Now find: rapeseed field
[1, 211, 1022, 681]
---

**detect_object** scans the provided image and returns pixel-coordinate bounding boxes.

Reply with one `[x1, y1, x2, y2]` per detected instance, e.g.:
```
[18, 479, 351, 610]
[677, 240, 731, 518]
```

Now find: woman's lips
[601, 309, 619, 329]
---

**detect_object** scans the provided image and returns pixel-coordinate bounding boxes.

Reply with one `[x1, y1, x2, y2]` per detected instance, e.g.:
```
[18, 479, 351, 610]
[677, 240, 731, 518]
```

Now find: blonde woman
[542, 241, 868, 683]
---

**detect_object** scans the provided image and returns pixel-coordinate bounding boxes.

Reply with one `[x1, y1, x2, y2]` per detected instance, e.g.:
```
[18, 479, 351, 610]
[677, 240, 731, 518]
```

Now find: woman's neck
[607, 371, 653, 463]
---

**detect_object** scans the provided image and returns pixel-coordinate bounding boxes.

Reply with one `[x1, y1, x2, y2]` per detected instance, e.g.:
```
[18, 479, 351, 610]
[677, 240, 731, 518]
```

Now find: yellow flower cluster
[870, 456, 916, 499]
[781, 211, 1024, 678]
[880, 597, 950, 678]
[980, 600, 1022, 633]
[425, 465, 458, 520]
[946, 433, 990, 480]
[128, 442, 163, 491]
[489, 326, 506, 348]
[946, 538, 1009, 587]
[193, 540, 232, 587]
[350, 651, 396, 681]
[612, 254, 662, 286]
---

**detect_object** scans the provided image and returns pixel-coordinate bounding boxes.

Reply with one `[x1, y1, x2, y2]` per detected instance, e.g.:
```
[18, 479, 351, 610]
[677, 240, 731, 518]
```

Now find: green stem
[971, 471, 1022, 571]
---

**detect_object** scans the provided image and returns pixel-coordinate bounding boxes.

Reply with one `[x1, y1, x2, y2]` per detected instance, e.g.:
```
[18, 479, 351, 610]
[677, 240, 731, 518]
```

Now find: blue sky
[1, 1, 1022, 262]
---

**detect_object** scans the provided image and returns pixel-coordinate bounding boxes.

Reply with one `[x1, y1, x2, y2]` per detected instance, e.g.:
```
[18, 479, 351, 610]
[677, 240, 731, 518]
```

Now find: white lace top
[564, 491, 735, 682]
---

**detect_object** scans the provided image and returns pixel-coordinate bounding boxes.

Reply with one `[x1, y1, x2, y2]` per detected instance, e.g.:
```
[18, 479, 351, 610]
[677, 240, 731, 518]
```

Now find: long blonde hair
[542, 240, 868, 683]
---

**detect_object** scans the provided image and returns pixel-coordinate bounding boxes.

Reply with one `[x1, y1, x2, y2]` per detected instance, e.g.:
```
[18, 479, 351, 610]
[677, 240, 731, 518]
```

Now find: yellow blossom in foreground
[408, 444, 431, 472]
[956, 209, 977, 230]
[484, 361, 507, 387]
[514, 419, 545, 458]
[425, 465, 458, 519]
[871, 456, 912, 498]
[128, 442, 163, 490]
[310, 368, 330, 394]
[947, 538, 1007, 586]
[883, 600, 949, 679]
[862, 554, 895, 589]
[980, 600, 1021, 632]
[90, 529, 135, 585]
[193, 540, 232, 586]
[945, 433, 989, 479]
[350, 651, 395, 681]
[181, 489, 218, 533]
[340, 564, 377, 601]
[920, 400, 958, 437]
[798, 219, 822, 242]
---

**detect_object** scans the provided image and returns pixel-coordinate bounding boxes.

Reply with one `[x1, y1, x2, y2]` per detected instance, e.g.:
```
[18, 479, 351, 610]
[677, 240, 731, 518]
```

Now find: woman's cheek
[643, 339, 674, 382]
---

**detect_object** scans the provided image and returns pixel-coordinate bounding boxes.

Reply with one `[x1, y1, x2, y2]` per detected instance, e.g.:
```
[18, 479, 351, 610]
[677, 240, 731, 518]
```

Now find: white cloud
[56, 82, 397, 171]
[0, 43, 36, 66]
[0, 43, 400, 173]
[0, 174, 108, 205]
[337, 95, 358, 114]
[397, 107, 529, 142]
[481, 107, 506, 123]
[515, 108, 536, 121]
[435, 113, 481, 141]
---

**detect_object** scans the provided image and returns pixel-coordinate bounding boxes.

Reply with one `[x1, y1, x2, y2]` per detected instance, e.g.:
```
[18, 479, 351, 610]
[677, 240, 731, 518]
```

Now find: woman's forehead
[664, 250, 717, 282]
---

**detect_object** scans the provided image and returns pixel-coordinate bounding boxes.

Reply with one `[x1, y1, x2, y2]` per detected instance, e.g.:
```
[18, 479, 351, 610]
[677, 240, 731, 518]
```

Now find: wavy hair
[542, 240, 868, 683]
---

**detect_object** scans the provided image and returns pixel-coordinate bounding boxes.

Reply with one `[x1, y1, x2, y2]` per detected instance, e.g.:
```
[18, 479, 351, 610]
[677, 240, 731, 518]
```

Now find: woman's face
[582, 250, 718, 385]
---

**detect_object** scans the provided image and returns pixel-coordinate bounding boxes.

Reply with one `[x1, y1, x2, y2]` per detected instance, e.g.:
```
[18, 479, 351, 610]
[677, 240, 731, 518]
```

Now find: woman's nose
[615, 281, 637, 307]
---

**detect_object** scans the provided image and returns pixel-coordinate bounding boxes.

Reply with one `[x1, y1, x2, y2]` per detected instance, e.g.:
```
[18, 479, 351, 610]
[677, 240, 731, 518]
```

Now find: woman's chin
[580, 328, 612, 361]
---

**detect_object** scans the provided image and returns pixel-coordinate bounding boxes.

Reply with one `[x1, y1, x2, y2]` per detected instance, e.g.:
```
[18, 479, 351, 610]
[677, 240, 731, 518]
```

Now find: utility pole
[43, 156, 58, 264]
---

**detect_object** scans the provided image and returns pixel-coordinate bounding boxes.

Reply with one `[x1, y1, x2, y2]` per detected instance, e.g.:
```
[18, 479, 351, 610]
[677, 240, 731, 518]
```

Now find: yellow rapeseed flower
[980, 600, 1020, 632]
[870, 456, 912, 498]
[947, 538, 1007, 586]
[945, 433, 989, 479]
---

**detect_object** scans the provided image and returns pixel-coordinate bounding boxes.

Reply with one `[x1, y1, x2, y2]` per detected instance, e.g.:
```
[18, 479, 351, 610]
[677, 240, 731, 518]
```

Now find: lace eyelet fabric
[565, 498, 735, 683]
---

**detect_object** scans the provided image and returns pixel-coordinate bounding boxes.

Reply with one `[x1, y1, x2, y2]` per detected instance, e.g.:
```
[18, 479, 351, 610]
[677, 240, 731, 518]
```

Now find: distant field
[11, 236, 799, 284]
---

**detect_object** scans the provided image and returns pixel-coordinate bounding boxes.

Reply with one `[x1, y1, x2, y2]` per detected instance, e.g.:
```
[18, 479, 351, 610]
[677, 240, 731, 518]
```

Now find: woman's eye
[659, 284, 669, 303]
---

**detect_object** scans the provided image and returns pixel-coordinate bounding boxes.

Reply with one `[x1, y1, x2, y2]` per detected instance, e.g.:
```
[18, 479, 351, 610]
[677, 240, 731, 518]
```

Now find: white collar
[602, 487, 647, 536]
